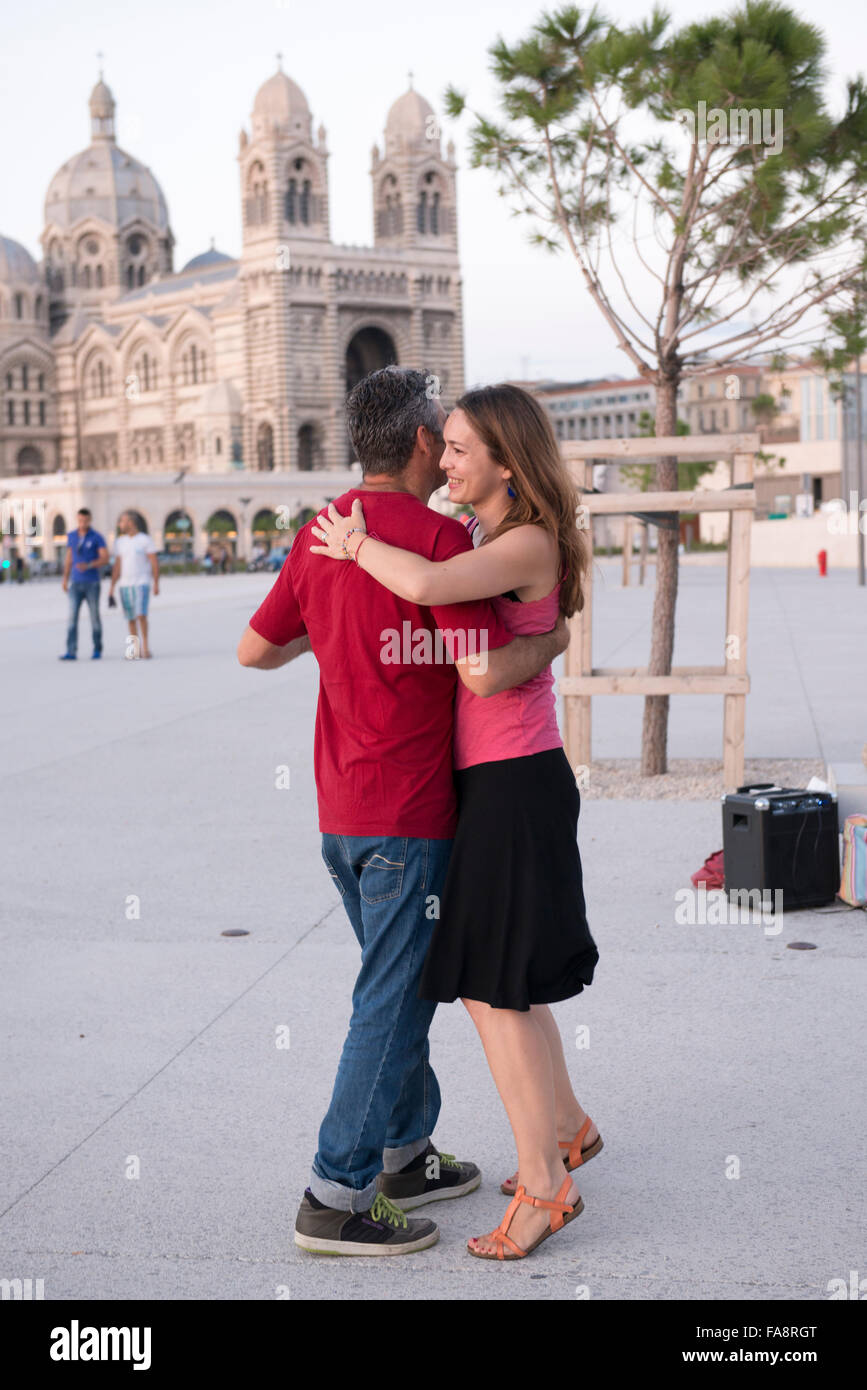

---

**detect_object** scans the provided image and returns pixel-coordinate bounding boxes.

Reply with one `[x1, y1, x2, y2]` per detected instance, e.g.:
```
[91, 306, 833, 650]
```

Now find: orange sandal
[500, 1115, 603, 1196]
[468, 1176, 584, 1261]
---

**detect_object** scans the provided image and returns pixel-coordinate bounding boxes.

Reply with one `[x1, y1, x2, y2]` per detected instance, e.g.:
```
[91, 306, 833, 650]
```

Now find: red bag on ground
[691, 849, 725, 889]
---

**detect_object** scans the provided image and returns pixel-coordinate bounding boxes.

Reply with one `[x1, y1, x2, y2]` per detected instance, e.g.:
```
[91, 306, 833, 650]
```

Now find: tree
[621, 412, 714, 493]
[750, 392, 780, 426]
[446, 1, 867, 772]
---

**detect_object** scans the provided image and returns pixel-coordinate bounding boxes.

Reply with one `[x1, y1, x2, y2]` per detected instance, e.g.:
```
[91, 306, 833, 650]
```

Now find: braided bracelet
[341, 526, 366, 560]
[353, 535, 371, 566]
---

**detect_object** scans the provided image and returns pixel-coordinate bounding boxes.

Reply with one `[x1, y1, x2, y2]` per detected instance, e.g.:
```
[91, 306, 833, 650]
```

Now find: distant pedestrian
[109, 511, 159, 659]
[60, 508, 108, 661]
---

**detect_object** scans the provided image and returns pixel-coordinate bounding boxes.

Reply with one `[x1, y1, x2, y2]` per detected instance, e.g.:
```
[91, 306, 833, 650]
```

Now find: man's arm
[149, 550, 160, 594]
[455, 615, 570, 698]
[62, 547, 72, 591]
[237, 625, 312, 669]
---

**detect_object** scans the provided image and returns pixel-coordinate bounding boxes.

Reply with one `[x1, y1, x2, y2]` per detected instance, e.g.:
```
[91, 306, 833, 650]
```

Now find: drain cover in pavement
[786, 941, 817, 950]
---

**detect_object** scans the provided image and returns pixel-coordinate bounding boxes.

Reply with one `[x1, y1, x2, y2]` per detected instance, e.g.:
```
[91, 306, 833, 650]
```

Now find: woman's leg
[532, 1005, 597, 1141]
[462, 998, 580, 1254]
[498, 1006, 599, 1195]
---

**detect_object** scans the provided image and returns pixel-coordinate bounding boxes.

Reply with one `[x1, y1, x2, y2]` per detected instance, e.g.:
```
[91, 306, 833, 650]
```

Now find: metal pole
[857, 352, 866, 587]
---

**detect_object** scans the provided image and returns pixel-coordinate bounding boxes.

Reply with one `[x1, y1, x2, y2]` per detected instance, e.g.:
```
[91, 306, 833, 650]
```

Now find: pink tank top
[453, 518, 563, 770]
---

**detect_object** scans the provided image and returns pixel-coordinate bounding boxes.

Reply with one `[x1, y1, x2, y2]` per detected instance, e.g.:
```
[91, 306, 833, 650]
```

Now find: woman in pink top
[311, 383, 601, 1261]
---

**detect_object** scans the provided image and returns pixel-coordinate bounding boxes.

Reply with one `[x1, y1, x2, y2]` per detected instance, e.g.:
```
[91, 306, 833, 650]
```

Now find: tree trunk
[640, 374, 680, 775]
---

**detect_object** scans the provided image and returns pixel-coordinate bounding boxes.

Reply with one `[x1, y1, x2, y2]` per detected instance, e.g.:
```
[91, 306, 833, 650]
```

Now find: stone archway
[344, 327, 398, 463]
[205, 509, 238, 563]
[164, 509, 194, 556]
[296, 421, 325, 471]
[345, 326, 398, 394]
[51, 513, 67, 561]
[16, 445, 43, 475]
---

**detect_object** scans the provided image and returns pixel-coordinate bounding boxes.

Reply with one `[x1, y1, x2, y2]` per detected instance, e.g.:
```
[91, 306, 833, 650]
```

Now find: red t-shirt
[248, 488, 513, 837]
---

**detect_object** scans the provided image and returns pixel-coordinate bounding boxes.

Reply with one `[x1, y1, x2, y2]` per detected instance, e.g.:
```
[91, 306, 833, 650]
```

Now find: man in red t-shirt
[238, 366, 568, 1256]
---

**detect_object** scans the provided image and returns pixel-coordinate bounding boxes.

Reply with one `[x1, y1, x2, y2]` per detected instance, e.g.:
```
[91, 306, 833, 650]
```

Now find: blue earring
[507, 484, 516, 498]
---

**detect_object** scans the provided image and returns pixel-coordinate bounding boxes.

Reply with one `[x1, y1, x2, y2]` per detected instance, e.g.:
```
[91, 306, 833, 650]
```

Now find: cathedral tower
[237, 61, 330, 470]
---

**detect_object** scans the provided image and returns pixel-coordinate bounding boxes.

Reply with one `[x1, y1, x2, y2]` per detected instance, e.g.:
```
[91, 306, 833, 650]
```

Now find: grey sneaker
[294, 1189, 439, 1256]
[377, 1141, 482, 1211]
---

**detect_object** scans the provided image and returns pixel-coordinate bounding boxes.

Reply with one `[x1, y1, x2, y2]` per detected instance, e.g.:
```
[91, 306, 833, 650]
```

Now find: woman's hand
[309, 499, 367, 561]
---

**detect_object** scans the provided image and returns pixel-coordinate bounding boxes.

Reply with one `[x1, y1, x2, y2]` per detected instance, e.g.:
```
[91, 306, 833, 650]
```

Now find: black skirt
[419, 746, 599, 1011]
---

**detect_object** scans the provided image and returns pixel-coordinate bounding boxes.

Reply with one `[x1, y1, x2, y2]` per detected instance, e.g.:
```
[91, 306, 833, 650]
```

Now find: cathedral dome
[181, 247, 235, 273]
[385, 87, 436, 142]
[252, 67, 312, 136]
[43, 81, 170, 233]
[0, 234, 40, 285]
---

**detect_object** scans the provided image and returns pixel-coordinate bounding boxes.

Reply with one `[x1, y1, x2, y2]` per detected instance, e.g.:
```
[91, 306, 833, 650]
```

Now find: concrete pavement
[1, 565, 864, 1299]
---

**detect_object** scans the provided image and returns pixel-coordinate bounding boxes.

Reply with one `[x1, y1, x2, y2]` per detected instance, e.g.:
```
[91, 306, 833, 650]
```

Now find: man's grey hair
[345, 365, 443, 475]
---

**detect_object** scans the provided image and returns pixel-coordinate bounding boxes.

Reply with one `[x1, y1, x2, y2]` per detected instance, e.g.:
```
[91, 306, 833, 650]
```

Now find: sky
[2, 0, 865, 385]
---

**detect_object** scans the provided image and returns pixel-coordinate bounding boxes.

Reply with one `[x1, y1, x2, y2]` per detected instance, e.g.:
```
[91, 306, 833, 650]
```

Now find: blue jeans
[311, 833, 452, 1211]
[66, 582, 102, 656]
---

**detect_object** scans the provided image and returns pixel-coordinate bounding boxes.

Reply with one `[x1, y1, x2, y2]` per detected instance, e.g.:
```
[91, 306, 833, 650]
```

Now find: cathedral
[0, 64, 464, 555]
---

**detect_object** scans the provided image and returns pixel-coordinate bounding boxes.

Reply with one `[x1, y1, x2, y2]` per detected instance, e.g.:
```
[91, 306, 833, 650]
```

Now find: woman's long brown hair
[454, 383, 589, 617]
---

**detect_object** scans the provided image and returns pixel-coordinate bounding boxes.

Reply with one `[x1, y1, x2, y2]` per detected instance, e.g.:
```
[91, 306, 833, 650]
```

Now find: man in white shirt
[110, 512, 160, 659]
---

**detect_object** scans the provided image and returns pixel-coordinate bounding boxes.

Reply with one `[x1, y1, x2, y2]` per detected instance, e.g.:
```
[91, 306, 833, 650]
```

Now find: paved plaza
[1, 562, 865, 1300]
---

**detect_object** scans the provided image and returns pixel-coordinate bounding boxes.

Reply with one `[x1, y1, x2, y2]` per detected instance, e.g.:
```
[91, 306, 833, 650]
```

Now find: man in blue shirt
[60, 508, 109, 660]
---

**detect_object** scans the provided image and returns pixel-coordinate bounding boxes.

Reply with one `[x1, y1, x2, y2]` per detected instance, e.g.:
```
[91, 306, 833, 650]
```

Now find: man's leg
[65, 584, 85, 657]
[380, 836, 452, 1169]
[85, 583, 102, 655]
[310, 834, 446, 1211]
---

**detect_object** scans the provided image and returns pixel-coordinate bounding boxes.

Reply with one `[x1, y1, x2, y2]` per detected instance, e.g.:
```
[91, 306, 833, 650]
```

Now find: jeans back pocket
[359, 840, 407, 904]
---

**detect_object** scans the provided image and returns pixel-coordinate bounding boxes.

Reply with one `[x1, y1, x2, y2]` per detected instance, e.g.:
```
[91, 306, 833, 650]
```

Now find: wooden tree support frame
[560, 434, 758, 790]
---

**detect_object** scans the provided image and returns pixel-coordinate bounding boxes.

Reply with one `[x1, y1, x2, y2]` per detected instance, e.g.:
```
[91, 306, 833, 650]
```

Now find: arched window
[95, 266, 104, 288]
[35, 295, 43, 318]
[15, 293, 23, 318]
[22, 365, 28, 390]
[300, 180, 311, 224]
[137, 265, 145, 286]
[215, 435, 222, 454]
[286, 179, 297, 224]
[38, 373, 44, 391]
[417, 172, 443, 236]
[83, 266, 92, 288]
[24, 401, 30, 425]
[247, 163, 269, 225]
[39, 400, 46, 426]
[127, 265, 135, 289]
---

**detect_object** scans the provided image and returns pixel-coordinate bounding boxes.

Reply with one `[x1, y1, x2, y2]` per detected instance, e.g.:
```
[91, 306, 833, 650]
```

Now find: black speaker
[722, 783, 839, 910]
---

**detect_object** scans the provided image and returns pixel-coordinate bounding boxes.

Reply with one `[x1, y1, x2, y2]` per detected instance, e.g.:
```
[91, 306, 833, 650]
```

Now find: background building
[0, 64, 464, 558]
